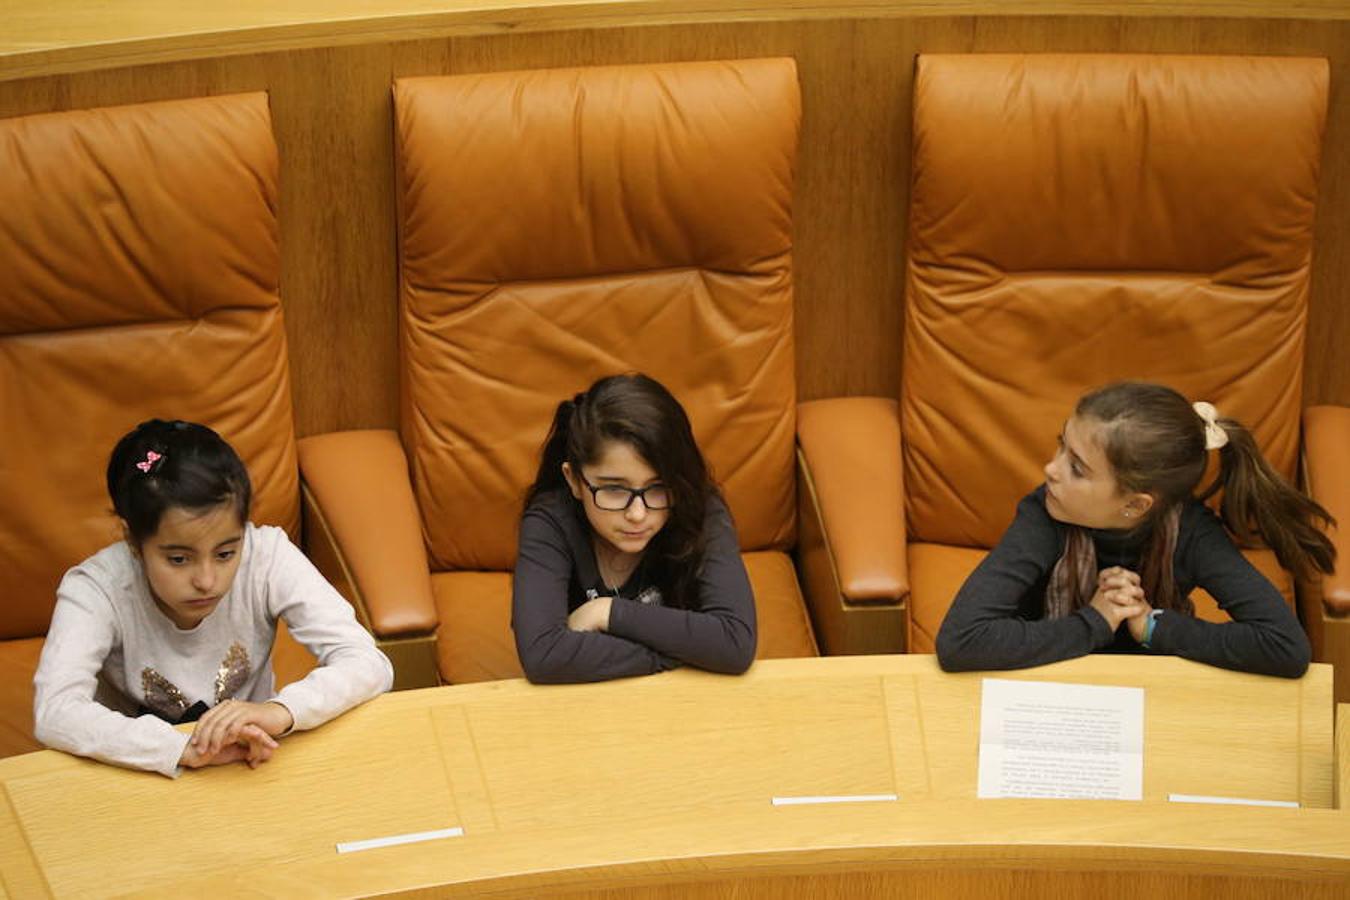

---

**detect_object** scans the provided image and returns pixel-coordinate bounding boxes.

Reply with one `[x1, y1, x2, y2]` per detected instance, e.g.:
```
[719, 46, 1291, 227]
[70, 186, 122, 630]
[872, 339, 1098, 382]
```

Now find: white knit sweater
[33, 524, 393, 776]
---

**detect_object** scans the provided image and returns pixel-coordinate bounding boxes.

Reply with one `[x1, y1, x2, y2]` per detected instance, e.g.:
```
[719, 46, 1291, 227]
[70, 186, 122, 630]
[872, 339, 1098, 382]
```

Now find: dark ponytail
[107, 419, 252, 546]
[1202, 420, 1336, 579]
[524, 395, 585, 509]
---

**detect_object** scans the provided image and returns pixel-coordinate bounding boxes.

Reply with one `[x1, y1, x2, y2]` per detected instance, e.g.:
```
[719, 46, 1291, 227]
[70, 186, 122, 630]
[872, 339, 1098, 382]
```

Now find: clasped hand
[179, 699, 294, 770]
[1089, 566, 1153, 641]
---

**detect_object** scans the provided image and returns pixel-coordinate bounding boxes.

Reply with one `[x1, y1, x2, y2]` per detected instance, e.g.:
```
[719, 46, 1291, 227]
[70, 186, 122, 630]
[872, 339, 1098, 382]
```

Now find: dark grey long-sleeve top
[511, 488, 757, 684]
[935, 486, 1311, 678]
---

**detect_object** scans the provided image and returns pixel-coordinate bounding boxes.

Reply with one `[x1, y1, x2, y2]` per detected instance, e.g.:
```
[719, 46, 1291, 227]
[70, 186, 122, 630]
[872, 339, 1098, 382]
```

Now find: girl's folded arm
[512, 508, 673, 684]
[936, 495, 1115, 671]
[605, 498, 755, 674]
[261, 528, 395, 730]
[1153, 510, 1311, 678]
[33, 570, 189, 777]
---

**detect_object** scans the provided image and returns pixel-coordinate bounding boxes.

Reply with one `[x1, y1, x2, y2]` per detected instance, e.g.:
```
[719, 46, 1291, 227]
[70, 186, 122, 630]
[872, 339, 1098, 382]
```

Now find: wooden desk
[1, 655, 1346, 898]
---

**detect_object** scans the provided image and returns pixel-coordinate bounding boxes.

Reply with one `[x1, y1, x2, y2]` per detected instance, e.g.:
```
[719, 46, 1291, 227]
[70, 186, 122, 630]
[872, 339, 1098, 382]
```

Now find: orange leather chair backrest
[902, 54, 1328, 548]
[395, 58, 800, 573]
[0, 93, 301, 642]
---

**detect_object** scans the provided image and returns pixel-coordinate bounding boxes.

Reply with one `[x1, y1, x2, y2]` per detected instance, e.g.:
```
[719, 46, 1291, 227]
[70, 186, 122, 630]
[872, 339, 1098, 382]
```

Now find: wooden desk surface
[0, 655, 1345, 898]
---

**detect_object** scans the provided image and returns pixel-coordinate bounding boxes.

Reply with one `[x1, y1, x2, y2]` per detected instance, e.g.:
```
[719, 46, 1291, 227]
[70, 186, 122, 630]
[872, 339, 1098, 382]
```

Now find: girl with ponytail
[512, 373, 757, 683]
[937, 382, 1332, 678]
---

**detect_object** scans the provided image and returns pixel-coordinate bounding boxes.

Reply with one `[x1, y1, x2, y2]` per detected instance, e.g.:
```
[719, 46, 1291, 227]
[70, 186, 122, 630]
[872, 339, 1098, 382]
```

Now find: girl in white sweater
[33, 420, 393, 777]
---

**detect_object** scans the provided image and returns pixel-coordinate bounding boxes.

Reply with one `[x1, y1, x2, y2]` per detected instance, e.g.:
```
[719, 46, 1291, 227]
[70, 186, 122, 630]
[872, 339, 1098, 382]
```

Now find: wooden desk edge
[1338, 702, 1349, 809]
[4, 1, 1350, 82]
[127, 803, 1350, 899]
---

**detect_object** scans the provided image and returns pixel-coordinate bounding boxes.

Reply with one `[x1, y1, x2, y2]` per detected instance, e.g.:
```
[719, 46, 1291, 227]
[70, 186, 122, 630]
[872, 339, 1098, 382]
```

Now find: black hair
[106, 419, 252, 546]
[525, 373, 718, 610]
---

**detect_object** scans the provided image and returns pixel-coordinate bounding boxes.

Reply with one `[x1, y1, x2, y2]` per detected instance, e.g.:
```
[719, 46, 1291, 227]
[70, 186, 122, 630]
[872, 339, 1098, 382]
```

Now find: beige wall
[3, 4, 1348, 437]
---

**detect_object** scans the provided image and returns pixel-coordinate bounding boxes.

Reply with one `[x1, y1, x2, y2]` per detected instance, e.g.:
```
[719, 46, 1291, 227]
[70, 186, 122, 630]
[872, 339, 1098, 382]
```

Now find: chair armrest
[297, 430, 437, 638]
[796, 397, 909, 654]
[1303, 406, 1350, 614]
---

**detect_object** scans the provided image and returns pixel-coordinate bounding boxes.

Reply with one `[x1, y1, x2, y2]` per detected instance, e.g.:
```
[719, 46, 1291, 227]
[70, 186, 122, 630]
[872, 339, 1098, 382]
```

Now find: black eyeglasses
[577, 471, 672, 511]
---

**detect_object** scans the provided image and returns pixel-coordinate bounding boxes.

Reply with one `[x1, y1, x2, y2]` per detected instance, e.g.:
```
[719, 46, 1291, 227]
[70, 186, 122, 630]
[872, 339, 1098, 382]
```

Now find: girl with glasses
[512, 373, 756, 683]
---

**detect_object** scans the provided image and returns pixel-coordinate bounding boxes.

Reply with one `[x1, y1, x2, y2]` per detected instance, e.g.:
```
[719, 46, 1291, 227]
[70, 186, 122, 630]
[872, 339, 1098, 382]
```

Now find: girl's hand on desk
[1089, 567, 1149, 630]
[190, 699, 294, 758]
[179, 724, 277, 769]
[568, 596, 612, 632]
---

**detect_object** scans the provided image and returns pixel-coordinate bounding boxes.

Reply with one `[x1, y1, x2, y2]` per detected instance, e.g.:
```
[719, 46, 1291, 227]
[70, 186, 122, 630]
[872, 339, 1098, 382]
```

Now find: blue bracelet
[1140, 609, 1162, 648]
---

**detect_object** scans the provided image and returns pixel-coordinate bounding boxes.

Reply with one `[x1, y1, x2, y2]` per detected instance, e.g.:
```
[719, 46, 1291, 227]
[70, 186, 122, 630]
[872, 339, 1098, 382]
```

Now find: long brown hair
[525, 373, 718, 610]
[1047, 382, 1336, 617]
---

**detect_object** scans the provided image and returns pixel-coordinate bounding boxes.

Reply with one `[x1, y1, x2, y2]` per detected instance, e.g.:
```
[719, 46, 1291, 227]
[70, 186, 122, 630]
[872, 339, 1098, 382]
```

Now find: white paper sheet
[977, 678, 1144, 800]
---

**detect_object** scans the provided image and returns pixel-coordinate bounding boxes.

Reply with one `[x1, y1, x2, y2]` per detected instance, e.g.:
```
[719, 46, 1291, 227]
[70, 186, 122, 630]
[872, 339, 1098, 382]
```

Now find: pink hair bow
[136, 450, 163, 473]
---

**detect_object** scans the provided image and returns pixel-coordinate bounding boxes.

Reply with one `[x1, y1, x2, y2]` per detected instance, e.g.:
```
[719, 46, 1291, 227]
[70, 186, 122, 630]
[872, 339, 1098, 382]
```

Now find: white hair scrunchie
[1192, 401, 1229, 450]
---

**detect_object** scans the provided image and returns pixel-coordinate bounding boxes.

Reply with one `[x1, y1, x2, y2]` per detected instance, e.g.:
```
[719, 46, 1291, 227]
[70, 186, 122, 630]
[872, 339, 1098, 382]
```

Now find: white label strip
[772, 794, 898, 806]
[1168, 793, 1299, 809]
[336, 826, 464, 854]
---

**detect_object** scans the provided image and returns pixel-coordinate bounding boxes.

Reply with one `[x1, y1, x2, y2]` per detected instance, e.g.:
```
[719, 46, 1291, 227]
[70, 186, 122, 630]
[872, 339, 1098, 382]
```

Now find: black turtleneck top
[935, 485, 1310, 678]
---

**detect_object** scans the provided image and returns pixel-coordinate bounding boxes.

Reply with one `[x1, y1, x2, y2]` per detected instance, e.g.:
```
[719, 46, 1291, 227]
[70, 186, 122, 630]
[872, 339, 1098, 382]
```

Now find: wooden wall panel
[267, 45, 400, 432]
[2, 10, 1349, 437]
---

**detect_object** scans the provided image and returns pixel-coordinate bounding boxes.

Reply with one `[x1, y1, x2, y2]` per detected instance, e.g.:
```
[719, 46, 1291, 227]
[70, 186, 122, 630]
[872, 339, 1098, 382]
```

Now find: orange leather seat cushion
[431, 572, 522, 685]
[432, 550, 817, 685]
[0, 638, 44, 758]
[907, 543, 1294, 654]
[744, 552, 819, 660]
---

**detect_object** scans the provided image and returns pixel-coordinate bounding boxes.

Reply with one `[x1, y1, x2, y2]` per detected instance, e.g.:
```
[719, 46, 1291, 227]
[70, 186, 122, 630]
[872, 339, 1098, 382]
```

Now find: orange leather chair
[797, 54, 1336, 669]
[0, 93, 312, 757]
[298, 58, 820, 686]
